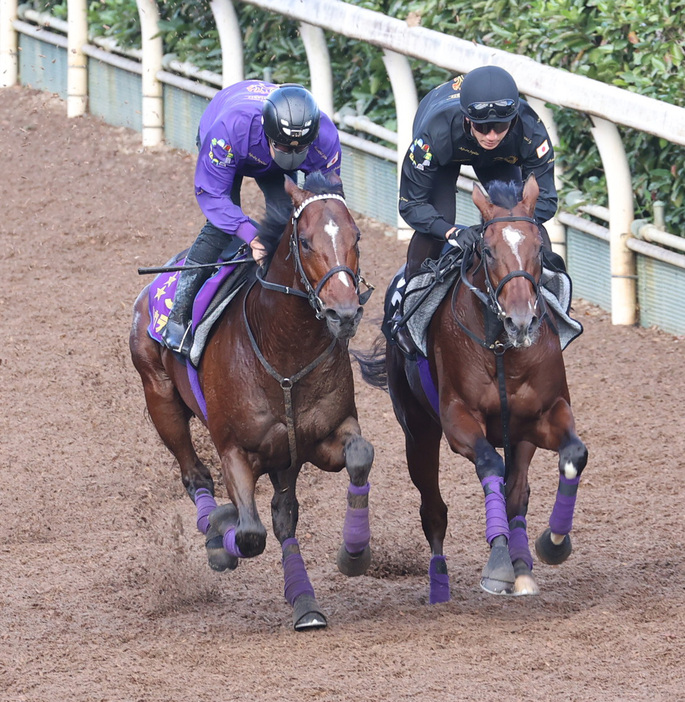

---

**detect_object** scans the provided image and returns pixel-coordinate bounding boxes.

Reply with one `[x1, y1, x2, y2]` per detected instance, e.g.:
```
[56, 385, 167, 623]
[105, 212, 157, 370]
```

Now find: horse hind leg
[337, 433, 374, 577]
[130, 338, 232, 571]
[536, 436, 588, 566]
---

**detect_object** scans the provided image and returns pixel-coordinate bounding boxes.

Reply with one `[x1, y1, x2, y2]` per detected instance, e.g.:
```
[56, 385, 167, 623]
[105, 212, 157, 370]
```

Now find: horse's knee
[474, 438, 505, 482]
[344, 434, 374, 486]
[559, 439, 588, 479]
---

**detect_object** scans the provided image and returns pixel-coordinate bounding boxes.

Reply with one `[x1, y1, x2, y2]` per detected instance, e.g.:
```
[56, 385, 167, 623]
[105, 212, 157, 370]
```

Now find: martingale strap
[242, 281, 337, 471]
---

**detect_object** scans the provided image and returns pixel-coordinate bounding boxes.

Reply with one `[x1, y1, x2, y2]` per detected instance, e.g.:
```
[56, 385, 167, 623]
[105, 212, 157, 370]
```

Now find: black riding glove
[447, 224, 481, 252]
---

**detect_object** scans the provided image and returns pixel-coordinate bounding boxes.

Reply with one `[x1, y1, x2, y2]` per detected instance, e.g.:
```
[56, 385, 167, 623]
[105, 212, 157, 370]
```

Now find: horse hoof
[293, 594, 327, 631]
[512, 573, 539, 596]
[205, 524, 238, 572]
[480, 540, 515, 594]
[336, 543, 371, 577]
[208, 503, 238, 536]
[535, 528, 572, 565]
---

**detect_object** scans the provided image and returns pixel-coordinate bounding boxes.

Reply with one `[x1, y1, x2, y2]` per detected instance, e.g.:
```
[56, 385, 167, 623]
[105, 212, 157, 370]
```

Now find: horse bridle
[255, 193, 374, 317]
[463, 215, 543, 329]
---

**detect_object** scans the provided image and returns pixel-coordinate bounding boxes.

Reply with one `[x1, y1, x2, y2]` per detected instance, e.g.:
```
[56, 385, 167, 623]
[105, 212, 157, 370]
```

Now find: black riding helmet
[459, 66, 520, 123]
[262, 84, 320, 147]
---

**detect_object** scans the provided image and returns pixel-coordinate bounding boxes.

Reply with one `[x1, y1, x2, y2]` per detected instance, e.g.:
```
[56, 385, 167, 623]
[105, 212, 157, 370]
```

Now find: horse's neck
[250, 253, 330, 350]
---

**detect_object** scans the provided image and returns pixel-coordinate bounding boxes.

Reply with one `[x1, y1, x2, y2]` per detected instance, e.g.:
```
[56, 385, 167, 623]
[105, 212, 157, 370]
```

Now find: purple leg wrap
[549, 474, 580, 535]
[482, 476, 509, 544]
[508, 517, 533, 571]
[194, 488, 217, 535]
[222, 527, 244, 558]
[343, 482, 370, 554]
[282, 538, 315, 606]
[429, 555, 450, 604]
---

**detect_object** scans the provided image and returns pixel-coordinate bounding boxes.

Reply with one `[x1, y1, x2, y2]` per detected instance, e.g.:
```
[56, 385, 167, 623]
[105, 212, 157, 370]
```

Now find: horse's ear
[521, 173, 539, 216]
[284, 174, 307, 209]
[472, 181, 492, 217]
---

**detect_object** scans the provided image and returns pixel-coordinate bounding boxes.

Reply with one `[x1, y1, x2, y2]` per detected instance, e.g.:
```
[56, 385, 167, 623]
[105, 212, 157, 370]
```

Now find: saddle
[147, 243, 252, 367]
[383, 246, 582, 358]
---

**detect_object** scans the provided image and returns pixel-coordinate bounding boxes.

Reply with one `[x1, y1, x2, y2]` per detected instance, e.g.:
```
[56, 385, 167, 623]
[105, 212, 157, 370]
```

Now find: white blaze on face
[502, 225, 525, 268]
[325, 218, 351, 287]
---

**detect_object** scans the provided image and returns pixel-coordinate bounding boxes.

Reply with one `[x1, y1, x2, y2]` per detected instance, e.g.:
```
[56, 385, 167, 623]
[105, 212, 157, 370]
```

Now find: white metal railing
[3, 0, 685, 328]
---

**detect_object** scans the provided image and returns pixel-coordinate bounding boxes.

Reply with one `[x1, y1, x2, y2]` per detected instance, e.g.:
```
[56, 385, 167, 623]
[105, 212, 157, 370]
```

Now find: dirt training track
[1, 87, 683, 701]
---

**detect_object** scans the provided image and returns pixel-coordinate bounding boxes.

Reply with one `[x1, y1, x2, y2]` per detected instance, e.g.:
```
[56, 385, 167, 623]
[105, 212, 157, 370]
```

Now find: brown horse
[357, 174, 587, 601]
[130, 172, 375, 629]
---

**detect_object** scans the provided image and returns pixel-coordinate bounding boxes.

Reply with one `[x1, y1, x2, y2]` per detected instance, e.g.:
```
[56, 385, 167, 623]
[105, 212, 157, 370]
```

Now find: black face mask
[271, 147, 309, 170]
[270, 140, 310, 170]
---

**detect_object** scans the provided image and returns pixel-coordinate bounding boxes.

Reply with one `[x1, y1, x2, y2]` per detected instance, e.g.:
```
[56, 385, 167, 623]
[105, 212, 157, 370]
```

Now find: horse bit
[245, 193, 374, 475]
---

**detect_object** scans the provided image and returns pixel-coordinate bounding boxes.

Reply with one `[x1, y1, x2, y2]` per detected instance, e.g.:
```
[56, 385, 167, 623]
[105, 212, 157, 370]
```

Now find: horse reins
[247, 193, 373, 473]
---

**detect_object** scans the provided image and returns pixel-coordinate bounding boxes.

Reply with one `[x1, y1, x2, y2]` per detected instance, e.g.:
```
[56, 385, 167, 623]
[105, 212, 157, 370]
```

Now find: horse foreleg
[212, 446, 267, 559]
[310, 419, 375, 577]
[269, 467, 327, 631]
[442, 413, 515, 595]
[339, 428, 374, 577]
[533, 399, 589, 566]
[506, 441, 538, 596]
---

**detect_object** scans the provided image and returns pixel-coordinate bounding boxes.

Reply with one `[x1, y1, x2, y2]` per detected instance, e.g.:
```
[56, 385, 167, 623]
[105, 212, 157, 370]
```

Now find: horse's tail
[351, 334, 388, 391]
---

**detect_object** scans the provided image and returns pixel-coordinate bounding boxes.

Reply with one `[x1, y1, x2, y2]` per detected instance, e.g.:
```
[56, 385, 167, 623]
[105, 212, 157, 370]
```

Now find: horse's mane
[486, 180, 523, 210]
[256, 171, 345, 265]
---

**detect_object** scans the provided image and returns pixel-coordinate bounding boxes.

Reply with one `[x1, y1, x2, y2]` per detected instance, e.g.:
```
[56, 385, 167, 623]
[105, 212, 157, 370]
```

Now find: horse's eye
[299, 237, 311, 252]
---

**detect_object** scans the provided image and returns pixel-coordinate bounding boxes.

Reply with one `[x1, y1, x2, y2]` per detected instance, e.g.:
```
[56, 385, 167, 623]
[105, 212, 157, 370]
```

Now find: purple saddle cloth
[145, 252, 250, 418]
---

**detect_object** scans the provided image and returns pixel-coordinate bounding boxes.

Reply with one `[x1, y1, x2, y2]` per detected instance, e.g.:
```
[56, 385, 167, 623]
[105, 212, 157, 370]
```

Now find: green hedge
[34, 0, 685, 232]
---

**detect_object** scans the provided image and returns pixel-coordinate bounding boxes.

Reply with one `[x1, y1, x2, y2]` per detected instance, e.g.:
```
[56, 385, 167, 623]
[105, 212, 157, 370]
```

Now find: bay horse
[357, 174, 587, 601]
[130, 172, 375, 630]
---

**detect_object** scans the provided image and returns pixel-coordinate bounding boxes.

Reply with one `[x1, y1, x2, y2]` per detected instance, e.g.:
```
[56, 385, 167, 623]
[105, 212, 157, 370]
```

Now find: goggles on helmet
[465, 99, 517, 122]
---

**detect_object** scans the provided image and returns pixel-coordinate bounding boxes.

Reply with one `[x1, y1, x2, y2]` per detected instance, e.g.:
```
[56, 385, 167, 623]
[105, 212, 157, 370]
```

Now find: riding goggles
[471, 121, 511, 135]
[271, 140, 310, 154]
[465, 98, 517, 122]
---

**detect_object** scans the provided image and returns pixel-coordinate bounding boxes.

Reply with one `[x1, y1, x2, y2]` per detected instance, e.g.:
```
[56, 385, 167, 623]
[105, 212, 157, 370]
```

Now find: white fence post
[382, 49, 417, 240]
[0, 0, 18, 87]
[67, 0, 88, 117]
[210, 0, 243, 88]
[136, 0, 163, 146]
[299, 22, 333, 117]
[590, 116, 636, 325]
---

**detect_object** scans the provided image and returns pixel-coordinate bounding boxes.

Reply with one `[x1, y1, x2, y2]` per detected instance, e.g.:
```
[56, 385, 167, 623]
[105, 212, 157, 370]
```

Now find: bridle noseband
[256, 193, 374, 316]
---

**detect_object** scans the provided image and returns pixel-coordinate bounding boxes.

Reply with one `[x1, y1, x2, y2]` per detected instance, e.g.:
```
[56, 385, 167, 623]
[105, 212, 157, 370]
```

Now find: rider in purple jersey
[163, 80, 342, 357]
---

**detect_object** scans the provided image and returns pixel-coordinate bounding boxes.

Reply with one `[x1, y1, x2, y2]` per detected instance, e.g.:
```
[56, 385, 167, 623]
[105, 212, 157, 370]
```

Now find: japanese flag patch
[536, 139, 550, 159]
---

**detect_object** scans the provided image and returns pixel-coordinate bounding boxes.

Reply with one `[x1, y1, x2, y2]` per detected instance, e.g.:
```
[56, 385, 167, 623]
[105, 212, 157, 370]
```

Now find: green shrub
[29, 0, 685, 232]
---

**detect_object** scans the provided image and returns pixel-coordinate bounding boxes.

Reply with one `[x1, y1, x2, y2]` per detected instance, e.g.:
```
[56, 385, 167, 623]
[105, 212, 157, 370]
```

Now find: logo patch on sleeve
[536, 139, 550, 159]
[208, 138, 233, 167]
[326, 151, 340, 169]
[409, 138, 433, 171]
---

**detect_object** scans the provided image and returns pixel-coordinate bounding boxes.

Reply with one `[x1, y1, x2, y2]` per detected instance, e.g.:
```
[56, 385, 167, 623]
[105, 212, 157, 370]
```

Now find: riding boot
[391, 313, 419, 358]
[161, 259, 212, 357]
[390, 233, 443, 358]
